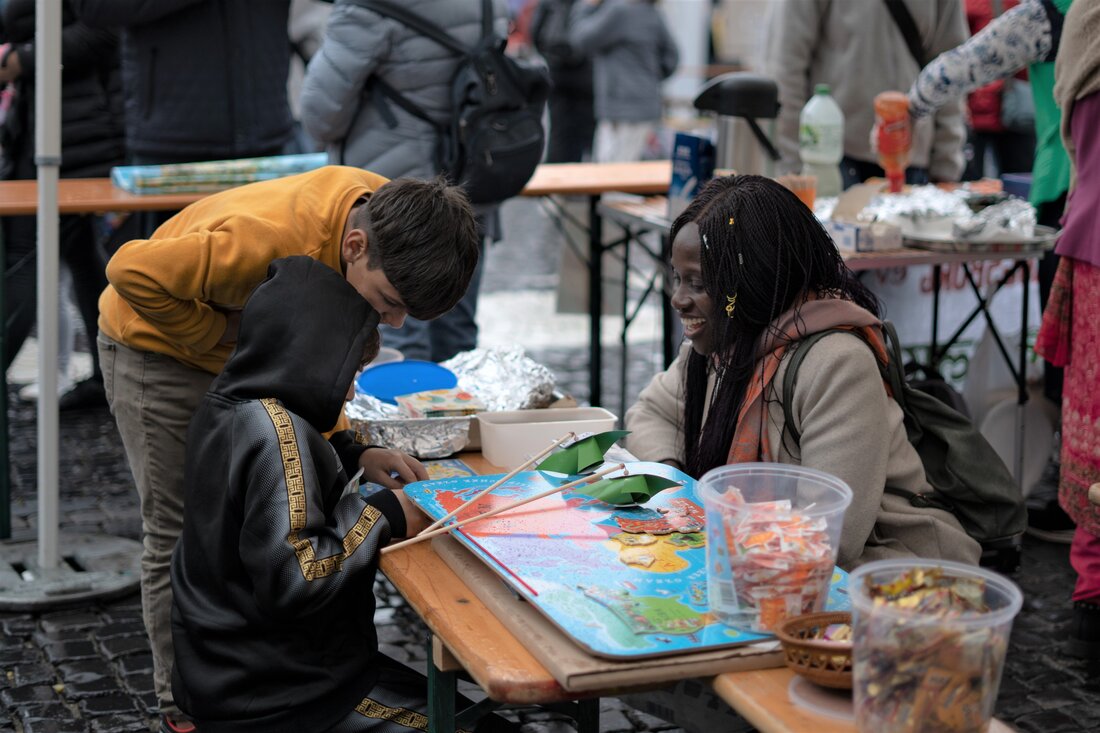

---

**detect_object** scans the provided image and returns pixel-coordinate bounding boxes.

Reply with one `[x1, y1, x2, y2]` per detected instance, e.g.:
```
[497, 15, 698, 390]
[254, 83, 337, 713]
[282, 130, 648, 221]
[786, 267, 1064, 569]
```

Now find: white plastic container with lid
[799, 83, 844, 197]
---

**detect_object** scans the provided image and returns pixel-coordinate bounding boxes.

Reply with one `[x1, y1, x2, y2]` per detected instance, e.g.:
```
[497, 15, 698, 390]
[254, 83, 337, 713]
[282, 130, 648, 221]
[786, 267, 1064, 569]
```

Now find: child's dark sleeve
[237, 409, 405, 620]
[328, 428, 368, 478]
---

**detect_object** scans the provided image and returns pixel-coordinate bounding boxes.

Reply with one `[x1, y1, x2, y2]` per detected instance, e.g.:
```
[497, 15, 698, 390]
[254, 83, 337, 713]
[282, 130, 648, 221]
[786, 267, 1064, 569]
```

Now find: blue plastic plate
[356, 360, 457, 404]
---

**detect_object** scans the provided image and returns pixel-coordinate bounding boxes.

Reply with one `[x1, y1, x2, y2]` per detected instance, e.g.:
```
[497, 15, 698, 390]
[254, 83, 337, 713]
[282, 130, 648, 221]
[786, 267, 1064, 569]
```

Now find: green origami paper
[535, 430, 631, 475]
[571, 474, 682, 506]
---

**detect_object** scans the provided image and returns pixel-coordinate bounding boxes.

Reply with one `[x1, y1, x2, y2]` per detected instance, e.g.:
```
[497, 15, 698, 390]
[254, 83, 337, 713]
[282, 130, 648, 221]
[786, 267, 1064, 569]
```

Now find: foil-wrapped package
[951, 197, 1036, 241]
[856, 185, 1040, 244]
[860, 186, 971, 239]
[345, 392, 471, 459]
[345, 347, 557, 458]
[441, 346, 556, 411]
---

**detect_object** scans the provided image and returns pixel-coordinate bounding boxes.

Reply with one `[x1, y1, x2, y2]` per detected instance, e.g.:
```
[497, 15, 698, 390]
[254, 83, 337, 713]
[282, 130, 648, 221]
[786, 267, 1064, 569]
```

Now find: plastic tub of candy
[697, 463, 852, 632]
[849, 559, 1023, 733]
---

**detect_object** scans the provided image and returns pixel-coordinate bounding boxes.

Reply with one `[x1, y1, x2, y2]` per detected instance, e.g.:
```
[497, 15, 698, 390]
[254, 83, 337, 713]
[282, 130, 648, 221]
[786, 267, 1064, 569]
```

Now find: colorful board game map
[403, 461, 849, 660]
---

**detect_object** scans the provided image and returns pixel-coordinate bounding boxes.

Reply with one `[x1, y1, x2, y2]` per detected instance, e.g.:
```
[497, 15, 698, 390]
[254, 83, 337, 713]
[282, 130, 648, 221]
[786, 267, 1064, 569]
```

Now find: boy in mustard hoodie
[98, 166, 479, 733]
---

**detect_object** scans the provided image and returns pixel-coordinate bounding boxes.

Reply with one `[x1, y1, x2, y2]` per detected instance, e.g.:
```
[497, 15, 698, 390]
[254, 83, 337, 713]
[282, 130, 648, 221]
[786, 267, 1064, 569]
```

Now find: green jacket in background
[1028, 0, 1073, 207]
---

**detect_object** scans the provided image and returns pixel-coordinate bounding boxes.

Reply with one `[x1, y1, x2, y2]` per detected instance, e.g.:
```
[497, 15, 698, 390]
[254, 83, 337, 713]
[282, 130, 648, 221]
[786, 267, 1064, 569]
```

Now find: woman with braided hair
[625, 174, 979, 570]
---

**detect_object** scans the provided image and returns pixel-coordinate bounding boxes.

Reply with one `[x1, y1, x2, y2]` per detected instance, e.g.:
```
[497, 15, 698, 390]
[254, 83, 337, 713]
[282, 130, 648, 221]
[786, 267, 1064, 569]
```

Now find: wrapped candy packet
[700, 465, 852, 635]
[852, 564, 1021, 733]
[721, 498, 835, 632]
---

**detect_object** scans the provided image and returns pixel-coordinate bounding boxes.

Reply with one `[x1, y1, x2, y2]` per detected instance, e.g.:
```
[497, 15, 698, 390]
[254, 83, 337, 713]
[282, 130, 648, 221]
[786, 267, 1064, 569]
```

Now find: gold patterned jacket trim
[353, 698, 473, 733]
[354, 698, 430, 730]
[259, 398, 381, 581]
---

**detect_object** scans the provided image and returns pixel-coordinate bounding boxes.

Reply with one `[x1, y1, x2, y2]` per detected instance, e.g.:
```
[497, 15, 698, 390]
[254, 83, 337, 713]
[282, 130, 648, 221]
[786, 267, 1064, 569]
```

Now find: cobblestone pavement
[2, 198, 1099, 732]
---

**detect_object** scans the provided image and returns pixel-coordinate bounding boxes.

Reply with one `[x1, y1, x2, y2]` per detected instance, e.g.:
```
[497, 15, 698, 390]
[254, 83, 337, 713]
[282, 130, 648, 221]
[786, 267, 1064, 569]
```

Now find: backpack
[780, 322, 1027, 569]
[344, 0, 550, 205]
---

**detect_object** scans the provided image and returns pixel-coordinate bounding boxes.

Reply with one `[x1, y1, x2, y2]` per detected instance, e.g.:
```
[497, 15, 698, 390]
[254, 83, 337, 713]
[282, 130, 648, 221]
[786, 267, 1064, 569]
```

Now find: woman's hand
[358, 447, 428, 491]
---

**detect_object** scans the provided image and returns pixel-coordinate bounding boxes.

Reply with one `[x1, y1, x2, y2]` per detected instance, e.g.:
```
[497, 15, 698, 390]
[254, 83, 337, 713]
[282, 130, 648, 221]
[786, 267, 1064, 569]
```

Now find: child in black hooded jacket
[170, 256, 512, 732]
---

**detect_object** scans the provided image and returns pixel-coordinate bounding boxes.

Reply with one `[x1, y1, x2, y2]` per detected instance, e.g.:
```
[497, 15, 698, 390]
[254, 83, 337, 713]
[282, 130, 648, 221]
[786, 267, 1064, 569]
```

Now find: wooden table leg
[575, 698, 599, 733]
[541, 699, 599, 733]
[427, 636, 457, 733]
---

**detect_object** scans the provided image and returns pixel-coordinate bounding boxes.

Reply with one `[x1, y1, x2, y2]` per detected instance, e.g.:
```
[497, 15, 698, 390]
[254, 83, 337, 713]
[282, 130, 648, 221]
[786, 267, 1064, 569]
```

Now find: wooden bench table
[713, 667, 1016, 733]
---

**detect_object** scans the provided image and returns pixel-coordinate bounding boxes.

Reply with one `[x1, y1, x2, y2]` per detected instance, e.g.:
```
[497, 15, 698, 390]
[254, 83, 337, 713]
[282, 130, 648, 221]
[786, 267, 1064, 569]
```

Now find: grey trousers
[99, 335, 214, 718]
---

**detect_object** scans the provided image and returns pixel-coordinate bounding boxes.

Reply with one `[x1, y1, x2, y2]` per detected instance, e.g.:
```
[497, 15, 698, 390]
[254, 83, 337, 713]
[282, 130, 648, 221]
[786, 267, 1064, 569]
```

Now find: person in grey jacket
[624, 175, 980, 569]
[766, 0, 969, 186]
[569, 0, 678, 162]
[299, 0, 510, 363]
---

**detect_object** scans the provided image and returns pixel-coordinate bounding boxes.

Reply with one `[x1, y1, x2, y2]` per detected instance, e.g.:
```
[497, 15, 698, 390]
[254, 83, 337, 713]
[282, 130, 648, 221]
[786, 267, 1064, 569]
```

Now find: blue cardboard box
[667, 132, 716, 219]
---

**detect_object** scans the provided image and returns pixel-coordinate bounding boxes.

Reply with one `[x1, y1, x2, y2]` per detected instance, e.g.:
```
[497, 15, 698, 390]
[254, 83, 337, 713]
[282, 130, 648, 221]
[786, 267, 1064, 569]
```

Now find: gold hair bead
[725, 294, 737, 318]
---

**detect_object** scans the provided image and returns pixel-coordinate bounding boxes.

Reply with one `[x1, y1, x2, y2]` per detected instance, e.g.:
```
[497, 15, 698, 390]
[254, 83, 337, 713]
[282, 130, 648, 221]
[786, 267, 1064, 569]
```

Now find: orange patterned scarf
[726, 298, 887, 464]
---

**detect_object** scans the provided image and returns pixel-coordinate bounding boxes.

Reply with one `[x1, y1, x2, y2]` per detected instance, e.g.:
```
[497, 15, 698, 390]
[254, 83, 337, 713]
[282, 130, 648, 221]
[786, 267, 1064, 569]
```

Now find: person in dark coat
[72, 0, 296, 241]
[72, 0, 293, 167]
[0, 0, 126, 409]
[531, 0, 596, 163]
[170, 256, 513, 733]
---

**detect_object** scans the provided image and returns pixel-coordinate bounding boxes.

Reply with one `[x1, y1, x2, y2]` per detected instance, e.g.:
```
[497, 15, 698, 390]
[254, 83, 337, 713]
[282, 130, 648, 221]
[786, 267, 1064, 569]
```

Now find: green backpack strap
[781, 329, 849, 448]
[780, 324, 895, 450]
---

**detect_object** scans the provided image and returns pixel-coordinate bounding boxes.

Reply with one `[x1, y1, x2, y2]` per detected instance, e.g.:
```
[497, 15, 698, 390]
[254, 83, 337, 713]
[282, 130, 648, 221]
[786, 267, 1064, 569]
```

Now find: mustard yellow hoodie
[100, 166, 389, 375]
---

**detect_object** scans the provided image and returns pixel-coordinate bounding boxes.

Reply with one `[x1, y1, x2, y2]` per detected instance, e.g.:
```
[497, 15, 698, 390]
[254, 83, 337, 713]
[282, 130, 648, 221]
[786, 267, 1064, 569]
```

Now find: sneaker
[1025, 458, 1075, 544]
[161, 714, 197, 733]
[58, 377, 108, 411]
[1065, 600, 1100, 660]
[17, 374, 74, 402]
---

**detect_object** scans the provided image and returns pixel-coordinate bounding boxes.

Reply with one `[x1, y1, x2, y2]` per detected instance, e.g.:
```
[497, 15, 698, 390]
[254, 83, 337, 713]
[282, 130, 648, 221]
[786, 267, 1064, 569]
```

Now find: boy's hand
[393, 489, 431, 538]
[359, 447, 428, 490]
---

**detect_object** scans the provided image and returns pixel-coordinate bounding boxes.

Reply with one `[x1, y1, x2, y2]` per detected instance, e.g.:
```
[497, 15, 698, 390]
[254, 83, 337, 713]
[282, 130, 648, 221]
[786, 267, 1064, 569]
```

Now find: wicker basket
[775, 611, 853, 690]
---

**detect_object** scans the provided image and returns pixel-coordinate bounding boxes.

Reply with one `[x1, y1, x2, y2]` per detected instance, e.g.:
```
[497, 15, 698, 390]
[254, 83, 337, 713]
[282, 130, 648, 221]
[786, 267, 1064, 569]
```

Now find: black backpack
[780, 322, 1027, 569]
[344, 0, 550, 205]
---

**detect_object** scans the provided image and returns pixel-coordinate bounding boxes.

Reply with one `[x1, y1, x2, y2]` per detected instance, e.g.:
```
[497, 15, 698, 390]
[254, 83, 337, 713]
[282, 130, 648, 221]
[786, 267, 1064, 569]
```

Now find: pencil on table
[383, 463, 627, 555]
[421, 431, 576, 534]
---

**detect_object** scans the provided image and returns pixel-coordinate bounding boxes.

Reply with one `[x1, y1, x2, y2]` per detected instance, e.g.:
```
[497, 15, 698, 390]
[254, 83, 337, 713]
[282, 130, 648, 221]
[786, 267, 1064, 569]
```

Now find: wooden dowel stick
[422, 431, 576, 534]
[383, 463, 627, 555]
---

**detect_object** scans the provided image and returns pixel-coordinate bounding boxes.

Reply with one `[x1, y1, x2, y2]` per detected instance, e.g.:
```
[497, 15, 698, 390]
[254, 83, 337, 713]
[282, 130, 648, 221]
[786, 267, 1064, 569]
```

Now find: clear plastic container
[697, 463, 852, 632]
[799, 83, 844, 197]
[849, 558, 1023, 733]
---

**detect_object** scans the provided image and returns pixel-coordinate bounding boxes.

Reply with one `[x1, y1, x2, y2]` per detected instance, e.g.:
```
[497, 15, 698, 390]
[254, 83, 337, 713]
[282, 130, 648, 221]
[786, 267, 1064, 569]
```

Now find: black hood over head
[212, 256, 380, 432]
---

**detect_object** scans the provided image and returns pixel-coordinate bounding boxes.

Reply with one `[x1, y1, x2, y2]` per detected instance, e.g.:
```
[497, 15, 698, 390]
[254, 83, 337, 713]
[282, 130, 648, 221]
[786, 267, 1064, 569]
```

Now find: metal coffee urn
[693, 72, 781, 178]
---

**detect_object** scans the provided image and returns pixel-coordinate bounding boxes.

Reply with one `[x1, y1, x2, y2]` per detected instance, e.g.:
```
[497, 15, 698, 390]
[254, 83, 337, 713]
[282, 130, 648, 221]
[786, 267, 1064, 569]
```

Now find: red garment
[965, 0, 1023, 133]
[1058, 261, 1100, 537]
[1071, 527, 1100, 603]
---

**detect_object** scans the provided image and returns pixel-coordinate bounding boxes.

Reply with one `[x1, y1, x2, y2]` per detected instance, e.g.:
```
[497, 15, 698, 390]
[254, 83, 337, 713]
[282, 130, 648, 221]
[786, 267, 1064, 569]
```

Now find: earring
[725, 294, 737, 318]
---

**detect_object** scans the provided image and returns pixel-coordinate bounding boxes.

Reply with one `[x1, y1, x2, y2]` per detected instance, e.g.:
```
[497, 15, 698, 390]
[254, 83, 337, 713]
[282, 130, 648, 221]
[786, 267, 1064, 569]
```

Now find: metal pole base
[0, 532, 141, 611]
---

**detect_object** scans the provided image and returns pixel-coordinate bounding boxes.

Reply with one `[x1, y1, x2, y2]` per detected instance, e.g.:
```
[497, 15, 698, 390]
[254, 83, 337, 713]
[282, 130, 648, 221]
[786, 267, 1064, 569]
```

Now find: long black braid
[673, 175, 881, 479]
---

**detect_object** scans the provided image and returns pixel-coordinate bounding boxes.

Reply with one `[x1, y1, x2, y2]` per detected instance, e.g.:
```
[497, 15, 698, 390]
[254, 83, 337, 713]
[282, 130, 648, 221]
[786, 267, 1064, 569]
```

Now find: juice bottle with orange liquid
[873, 91, 911, 193]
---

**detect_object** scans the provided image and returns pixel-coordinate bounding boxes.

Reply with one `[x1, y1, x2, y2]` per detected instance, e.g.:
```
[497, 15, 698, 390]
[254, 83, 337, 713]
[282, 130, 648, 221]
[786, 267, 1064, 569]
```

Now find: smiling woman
[624, 174, 980, 571]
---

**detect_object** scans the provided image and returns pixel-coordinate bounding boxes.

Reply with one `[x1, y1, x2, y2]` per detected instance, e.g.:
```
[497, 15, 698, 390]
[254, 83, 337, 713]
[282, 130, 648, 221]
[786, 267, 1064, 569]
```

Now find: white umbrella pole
[35, 0, 62, 570]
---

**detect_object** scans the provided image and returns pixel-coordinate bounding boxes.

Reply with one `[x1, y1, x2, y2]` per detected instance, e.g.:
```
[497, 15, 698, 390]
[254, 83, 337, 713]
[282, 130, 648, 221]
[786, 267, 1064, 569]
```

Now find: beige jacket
[625, 335, 981, 570]
[765, 0, 968, 181]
